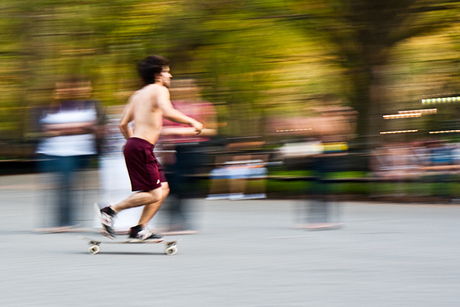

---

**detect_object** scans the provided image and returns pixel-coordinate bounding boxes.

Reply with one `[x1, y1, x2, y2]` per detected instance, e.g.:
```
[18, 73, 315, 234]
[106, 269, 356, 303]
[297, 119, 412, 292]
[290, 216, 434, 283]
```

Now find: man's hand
[191, 120, 203, 135]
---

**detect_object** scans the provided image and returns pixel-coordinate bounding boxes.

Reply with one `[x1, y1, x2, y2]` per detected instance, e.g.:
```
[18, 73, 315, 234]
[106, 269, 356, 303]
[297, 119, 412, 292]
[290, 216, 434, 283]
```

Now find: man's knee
[160, 182, 170, 199]
[162, 186, 170, 199]
[146, 188, 163, 203]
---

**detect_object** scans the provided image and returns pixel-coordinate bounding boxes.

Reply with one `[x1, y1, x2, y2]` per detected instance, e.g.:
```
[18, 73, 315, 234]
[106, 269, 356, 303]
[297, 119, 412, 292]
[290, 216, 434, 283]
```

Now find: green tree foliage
[253, 0, 460, 145]
[1, 0, 460, 146]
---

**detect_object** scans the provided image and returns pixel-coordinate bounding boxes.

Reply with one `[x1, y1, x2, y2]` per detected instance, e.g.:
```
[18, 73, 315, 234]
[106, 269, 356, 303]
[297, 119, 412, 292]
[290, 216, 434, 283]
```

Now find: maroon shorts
[123, 137, 167, 191]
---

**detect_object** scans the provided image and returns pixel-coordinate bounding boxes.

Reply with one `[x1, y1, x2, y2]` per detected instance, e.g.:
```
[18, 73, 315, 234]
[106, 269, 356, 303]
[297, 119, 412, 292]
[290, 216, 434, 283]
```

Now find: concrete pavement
[0, 174, 460, 306]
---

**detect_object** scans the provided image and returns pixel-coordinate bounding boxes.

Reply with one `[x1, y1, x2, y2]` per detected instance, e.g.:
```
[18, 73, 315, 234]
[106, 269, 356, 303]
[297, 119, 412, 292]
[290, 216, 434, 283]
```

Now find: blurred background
[2, 0, 460, 206]
[3, 3, 460, 305]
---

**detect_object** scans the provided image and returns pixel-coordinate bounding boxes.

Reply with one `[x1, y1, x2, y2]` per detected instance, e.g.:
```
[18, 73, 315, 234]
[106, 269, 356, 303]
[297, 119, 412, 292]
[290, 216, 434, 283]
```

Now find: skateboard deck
[78, 236, 180, 255]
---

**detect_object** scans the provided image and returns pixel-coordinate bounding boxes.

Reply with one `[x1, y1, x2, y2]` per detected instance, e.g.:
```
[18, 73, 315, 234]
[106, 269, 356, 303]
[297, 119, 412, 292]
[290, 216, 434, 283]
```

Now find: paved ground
[1, 174, 460, 306]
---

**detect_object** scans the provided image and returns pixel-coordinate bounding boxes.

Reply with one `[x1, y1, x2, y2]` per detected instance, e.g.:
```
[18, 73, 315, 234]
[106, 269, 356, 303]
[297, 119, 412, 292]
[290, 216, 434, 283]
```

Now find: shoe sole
[94, 203, 116, 239]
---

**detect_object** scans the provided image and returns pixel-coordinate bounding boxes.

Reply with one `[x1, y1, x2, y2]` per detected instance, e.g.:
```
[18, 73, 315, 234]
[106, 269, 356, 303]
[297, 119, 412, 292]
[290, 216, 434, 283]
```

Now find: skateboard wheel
[88, 245, 100, 255]
[165, 246, 178, 255]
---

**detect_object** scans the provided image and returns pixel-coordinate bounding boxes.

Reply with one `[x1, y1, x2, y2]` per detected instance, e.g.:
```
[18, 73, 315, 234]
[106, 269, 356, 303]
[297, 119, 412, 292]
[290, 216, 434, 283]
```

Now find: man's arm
[162, 102, 217, 137]
[157, 87, 203, 134]
[161, 127, 216, 137]
[119, 98, 135, 140]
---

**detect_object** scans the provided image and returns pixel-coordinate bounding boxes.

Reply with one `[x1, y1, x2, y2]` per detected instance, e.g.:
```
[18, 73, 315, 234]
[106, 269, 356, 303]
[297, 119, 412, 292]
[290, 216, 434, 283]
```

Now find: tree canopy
[1, 0, 460, 148]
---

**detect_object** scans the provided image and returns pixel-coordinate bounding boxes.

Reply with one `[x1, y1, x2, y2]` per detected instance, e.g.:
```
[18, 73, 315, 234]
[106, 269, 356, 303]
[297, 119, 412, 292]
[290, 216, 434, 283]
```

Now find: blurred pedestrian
[36, 76, 104, 231]
[302, 94, 358, 229]
[158, 79, 217, 233]
[96, 55, 203, 241]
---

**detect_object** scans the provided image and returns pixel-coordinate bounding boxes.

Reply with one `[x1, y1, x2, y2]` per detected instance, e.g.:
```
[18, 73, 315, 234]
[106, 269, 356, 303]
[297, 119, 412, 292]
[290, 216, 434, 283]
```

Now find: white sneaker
[128, 227, 164, 242]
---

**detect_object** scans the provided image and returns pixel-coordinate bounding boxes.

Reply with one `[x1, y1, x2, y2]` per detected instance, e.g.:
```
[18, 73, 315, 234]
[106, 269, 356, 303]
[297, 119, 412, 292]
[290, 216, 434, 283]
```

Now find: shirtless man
[97, 55, 203, 241]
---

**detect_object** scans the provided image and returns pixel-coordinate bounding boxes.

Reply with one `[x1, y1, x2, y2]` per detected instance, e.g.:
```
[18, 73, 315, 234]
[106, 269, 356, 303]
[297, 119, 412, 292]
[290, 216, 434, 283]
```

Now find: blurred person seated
[35, 76, 104, 231]
[422, 140, 459, 173]
[206, 149, 268, 201]
[370, 142, 423, 199]
[421, 140, 460, 200]
[371, 143, 421, 180]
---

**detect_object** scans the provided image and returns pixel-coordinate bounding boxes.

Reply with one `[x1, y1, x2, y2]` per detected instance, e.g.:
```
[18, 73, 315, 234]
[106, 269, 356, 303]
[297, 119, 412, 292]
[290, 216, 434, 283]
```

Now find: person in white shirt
[36, 77, 102, 230]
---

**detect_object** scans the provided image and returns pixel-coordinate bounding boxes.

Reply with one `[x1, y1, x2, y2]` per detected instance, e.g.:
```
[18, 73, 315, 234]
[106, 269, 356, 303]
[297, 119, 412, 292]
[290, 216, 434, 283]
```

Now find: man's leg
[112, 188, 160, 213]
[108, 182, 168, 226]
[97, 188, 161, 238]
[57, 156, 77, 227]
[134, 182, 169, 228]
[126, 183, 169, 241]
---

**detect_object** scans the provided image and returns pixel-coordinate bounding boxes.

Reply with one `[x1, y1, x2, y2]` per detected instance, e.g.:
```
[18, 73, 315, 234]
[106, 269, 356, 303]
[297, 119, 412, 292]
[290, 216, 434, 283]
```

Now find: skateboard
[78, 236, 180, 255]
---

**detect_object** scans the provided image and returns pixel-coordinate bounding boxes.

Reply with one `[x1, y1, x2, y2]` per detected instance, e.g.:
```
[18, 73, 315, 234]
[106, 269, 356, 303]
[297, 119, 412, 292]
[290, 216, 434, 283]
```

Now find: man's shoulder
[131, 84, 167, 100]
[143, 83, 168, 93]
[147, 84, 170, 100]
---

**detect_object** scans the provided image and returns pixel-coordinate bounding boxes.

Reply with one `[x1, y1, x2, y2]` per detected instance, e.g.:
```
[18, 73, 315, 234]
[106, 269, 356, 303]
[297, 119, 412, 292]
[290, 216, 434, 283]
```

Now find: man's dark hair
[137, 55, 169, 85]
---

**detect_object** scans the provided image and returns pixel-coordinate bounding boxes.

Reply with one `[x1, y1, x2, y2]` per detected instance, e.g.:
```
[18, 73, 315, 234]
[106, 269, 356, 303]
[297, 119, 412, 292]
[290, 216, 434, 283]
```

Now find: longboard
[78, 236, 180, 255]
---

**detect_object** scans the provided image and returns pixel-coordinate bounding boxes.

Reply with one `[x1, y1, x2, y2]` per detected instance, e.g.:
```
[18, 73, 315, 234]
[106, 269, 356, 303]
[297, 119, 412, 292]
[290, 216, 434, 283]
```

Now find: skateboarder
[97, 55, 203, 241]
